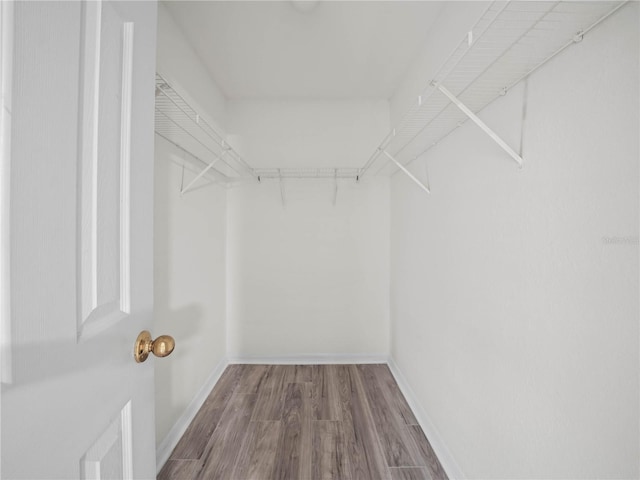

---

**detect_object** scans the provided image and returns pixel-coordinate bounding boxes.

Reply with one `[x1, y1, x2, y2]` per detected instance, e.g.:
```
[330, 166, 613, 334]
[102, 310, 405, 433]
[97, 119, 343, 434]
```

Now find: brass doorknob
[134, 330, 175, 363]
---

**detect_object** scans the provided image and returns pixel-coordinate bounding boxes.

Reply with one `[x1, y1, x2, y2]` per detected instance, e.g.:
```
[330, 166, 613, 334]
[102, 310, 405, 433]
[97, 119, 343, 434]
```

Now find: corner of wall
[386, 356, 466, 480]
[156, 1, 229, 132]
[155, 2, 233, 469]
[224, 183, 232, 358]
[156, 356, 230, 474]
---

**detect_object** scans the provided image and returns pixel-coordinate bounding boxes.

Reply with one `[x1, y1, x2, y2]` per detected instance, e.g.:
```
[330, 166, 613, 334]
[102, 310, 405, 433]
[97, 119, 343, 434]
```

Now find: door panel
[1, 2, 158, 479]
[79, 0, 133, 339]
[80, 401, 133, 480]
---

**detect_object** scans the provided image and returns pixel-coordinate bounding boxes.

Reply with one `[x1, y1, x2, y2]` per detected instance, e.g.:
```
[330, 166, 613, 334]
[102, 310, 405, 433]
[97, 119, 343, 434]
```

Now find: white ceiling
[164, 1, 444, 100]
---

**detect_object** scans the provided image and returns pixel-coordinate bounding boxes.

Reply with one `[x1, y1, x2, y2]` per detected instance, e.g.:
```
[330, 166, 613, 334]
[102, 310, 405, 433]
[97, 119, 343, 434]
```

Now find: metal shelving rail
[359, 0, 629, 193]
[253, 168, 362, 206]
[154, 73, 256, 194]
[253, 167, 361, 180]
[155, 74, 364, 192]
[154, 1, 628, 196]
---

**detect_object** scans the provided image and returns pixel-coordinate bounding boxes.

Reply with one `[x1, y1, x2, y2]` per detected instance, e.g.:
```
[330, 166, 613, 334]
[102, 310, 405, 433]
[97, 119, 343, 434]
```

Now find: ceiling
[164, 1, 444, 100]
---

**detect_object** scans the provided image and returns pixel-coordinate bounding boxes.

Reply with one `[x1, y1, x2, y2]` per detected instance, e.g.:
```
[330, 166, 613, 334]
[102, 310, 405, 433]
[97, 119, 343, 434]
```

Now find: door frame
[1, 0, 14, 386]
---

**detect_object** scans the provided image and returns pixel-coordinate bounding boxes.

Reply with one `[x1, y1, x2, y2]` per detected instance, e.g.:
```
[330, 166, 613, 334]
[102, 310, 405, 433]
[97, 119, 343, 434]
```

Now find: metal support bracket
[435, 83, 524, 168]
[423, 161, 431, 192]
[381, 150, 430, 194]
[181, 151, 226, 195]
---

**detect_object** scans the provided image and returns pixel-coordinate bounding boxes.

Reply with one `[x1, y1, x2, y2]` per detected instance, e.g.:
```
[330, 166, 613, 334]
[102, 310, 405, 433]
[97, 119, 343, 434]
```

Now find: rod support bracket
[436, 84, 524, 168]
[381, 150, 430, 195]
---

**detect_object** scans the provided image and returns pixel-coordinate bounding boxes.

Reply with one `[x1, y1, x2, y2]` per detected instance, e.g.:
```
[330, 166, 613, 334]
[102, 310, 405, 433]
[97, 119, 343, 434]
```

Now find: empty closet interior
[153, 1, 639, 478]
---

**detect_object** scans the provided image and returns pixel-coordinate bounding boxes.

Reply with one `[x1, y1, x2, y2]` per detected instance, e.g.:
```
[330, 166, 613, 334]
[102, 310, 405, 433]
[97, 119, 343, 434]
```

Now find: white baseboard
[155, 356, 229, 474]
[387, 357, 466, 480]
[227, 353, 388, 365]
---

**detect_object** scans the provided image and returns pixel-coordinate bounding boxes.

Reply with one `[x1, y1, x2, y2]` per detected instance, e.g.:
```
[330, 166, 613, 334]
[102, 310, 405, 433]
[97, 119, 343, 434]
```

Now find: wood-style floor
[158, 364, 447, 480]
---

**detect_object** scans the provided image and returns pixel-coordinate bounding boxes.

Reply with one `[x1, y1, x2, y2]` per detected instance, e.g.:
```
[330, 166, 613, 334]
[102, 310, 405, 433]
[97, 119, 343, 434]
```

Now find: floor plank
[160, 364, 447, 480]
[357, 364, 421, 467]
[170, 364, 244, 460]
[231, 421, 282, 480]
[236, 364, 270, 394]
[157, 459, 198, 480]
[337, 365, 391, 480]
[272, 382, 305, 479]
[251, 365, 289, 421]
[371, 364, 419, 425]
[193, 393, 257, 479]
[299, 382, 314, 479]
[389, 467, 431, 480]
[406, 425, 448, 480]
[312, 420, 350, 480]
[311, 364, 342, 421]
[284, 364, 313, 383]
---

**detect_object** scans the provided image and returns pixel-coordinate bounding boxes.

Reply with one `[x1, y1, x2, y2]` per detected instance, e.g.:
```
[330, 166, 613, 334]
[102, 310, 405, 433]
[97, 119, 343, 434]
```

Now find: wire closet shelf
[155, 73, 256, 189]
[154, 74, 360, 186]
[154, 1, 628, 190]
[360, 0, 629, 182]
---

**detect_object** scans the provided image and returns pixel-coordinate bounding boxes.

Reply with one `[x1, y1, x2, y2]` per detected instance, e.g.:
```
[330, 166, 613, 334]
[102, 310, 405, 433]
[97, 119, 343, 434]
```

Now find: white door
[1, 1, 160, 479]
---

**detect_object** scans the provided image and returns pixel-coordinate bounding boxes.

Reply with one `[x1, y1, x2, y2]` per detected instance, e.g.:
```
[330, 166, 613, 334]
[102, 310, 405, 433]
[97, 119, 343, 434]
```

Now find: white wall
[154, 2, 228, 449]
[156, 1, 227, 132]
[389, 5, 639, 479]
[154, 143, 227, 445]
[227, 99, 388, 168]
[226, 101, 390, 358]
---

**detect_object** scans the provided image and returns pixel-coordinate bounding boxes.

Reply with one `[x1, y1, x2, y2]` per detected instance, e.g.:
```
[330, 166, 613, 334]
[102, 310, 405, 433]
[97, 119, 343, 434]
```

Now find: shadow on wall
[153, 135, 229, 445]
[154, 142, 207, 436]
[154, 302, 205, 423]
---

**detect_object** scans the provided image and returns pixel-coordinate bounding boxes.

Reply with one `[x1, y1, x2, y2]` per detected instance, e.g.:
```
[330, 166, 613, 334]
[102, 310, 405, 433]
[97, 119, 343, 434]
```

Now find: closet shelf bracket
[181, 151, 226, 195]
[381, 150, 430, 194]
[434, 83, 524, 168]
